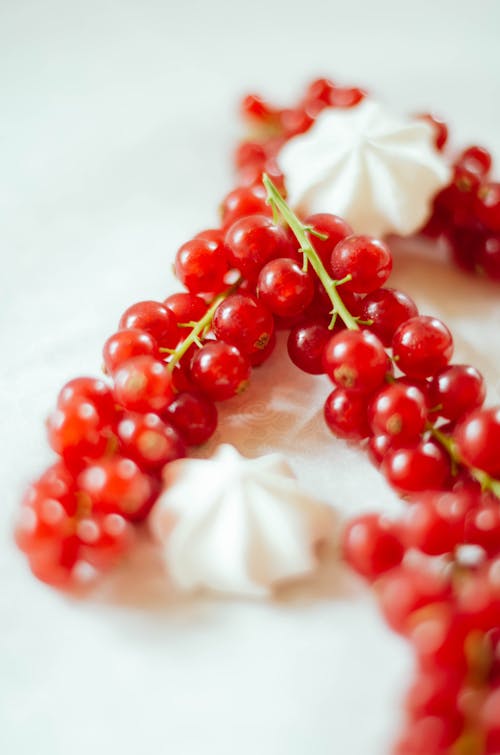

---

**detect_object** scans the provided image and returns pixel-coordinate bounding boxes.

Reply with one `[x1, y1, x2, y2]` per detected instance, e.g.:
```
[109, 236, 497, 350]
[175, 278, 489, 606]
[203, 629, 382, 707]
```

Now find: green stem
[262, 174, 359, 331]
[167, 279, 242, 372]
[427, 422, 500, 500]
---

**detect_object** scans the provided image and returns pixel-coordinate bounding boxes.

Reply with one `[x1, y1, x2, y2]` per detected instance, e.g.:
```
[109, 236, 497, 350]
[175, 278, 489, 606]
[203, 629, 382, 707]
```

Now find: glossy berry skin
[103, 329, 158, 374]
[324, 388, 371, 441]
[392, 316, 453, 379]
[323, 330, 389, 394]
[119, 300, 178, 349]
[163, 292, 207, 324]
[113, 356, 174, 413]
[76, 513, 134, 571]
[165, 391, 218, 446]
[303, 213, 353, 269]
[342, 514, 404, 581]
[381, 441, 450, 493]
[454, 407, 500, 477]
[16, 484, 74, 556]
[475, 182, 500, 232]
[457, 145, 492, 178]
[32, 462, 78, 515]
[369, 384, 427, 443]
[220, 184, 271, 229]
[225, 215, 289, 283]
[47, 397, 109, 463]
[117, 412, 185, 472]
[359, 288, 418, 347]
[79, 456, 154, 521]
[403, 491, 473, 556]
[57, 377, 116, 425]
[287, 321, 330, 375]
[257, 258, 314, 318]
[330, 235, 392, 294]
[212, 294, 274, 355]
[465, 502, 500, 556]
[428, 364, 485, 421]
[175, 238, 228, 294]
[190, 342, 250, 401]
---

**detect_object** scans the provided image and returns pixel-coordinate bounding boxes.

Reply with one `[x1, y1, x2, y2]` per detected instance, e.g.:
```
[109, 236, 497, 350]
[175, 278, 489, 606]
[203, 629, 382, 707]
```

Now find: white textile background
[1, 1, 500, 754]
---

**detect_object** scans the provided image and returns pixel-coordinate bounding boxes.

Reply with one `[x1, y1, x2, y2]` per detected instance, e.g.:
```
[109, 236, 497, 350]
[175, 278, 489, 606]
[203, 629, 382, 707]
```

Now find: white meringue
[150, 444, 335, 597]
[278, 98, 451, 237]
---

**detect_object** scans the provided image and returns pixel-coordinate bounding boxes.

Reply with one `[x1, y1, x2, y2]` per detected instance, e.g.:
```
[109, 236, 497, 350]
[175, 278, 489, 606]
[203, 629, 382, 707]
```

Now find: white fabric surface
[1, 1, 499, 754]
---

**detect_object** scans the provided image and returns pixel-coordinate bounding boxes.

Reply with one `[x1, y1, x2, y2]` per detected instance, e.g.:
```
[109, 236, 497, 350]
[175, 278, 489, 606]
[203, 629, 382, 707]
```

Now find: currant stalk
[427, 422, 500, 499]
[166, 279, 242, 372]
[262, 174, 359, 331]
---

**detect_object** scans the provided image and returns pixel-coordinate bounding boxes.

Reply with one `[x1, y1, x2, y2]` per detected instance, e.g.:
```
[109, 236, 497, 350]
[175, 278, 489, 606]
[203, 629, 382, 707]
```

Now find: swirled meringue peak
[278, 98, 451, 237]
[150, 444, 336, 597]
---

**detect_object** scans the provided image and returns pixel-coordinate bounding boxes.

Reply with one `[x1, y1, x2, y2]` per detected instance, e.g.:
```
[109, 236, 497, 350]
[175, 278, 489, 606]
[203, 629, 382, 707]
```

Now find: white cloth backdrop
[1, 1, 499, 753]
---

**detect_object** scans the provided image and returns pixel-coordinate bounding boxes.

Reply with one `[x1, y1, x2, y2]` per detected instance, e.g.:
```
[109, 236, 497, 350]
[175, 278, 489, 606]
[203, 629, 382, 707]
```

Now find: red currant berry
[342, 514, 404, 580]
[416, 114, 448, 151]
[77, 512, 134, 570]
[369, 383, 427, 443]
[190, 342, 250, 401]
[79, 456, 154, 521]
[33, 462, 78, 515]
[57, 377, 116, 425]
[403, 491, 473, 555]
[280, 108, 314, 137]
[303, 213, 353, 269]
[392, 316, 453, 379]
[287, 321, 330, 374]
[103, 329, 158, 375]
[330, 235, 392, 294]
[117, 412, 185, 472]
[454, 407, 500, 477]
[165, 391, 218, 446]
[47, 398, 109, 463]
[234, 141, 267, 171]
[465, 502, 500, 557]
[323, 330, 388, 393]
[175, 238, 228, 294]
[15, 486, 74, 555]
[359, 288, 418, 347]
[475, 182, 500, 232]
[212, 294, 274, 355]
[324, 388, 370, 440]
[367, 434, 402, 466]
[220, 184, 270, 229]
[376, 563, 451, 634]
[257, 258, 314, 318]
[113, 356, 174, 413]
[26, 533, 81, 587]
[429, 364, 485, 421]
[381, 441, 450, 493]
[457, 145, 492, 178]
[119, 300, 178, 349]
[224, 215, 288, 283]
[163, 292, 207, 324]
[305, 77, 336, 105]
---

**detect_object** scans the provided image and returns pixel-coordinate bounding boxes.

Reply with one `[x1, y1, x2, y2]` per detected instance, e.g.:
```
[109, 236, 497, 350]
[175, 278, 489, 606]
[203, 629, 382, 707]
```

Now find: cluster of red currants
[237, 77, 500, 282]
[424, 145, 500, 279]
[15, 75, 500, 754]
